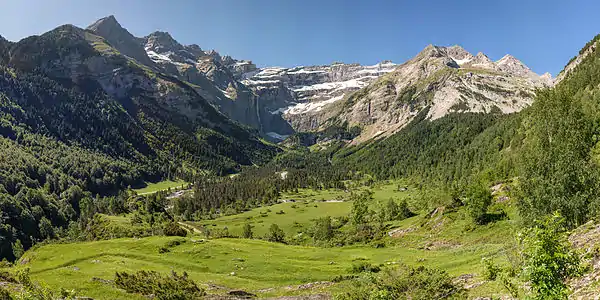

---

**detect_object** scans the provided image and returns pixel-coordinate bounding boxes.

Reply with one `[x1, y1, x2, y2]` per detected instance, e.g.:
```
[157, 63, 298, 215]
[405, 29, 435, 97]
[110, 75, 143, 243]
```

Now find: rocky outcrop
[556, 36, 599, 84]
[241, 61, 398, 134]
[87, 15, 156, 68]
[82, 16, 552, 143]
[315, 45, 552, 141]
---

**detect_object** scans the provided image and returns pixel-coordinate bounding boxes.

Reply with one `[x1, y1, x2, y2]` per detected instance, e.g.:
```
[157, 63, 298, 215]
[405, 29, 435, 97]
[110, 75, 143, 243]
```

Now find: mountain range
[65, 16, 551, 143]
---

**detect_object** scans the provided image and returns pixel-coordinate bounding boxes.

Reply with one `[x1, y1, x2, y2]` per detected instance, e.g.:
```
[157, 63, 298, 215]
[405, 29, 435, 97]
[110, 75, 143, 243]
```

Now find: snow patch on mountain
[293, 78, 368, 92]
[284, 95, 344, 115]
[450, 56, 472, 65]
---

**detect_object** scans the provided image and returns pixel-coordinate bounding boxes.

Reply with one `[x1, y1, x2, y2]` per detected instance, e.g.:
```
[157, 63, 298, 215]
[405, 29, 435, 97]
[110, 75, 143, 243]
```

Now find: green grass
[17, 235, 507, 299]
[192, 180, 413, 237]
[133, 180, 188, 195]
[194, 201, 352, 237]
[12, 180, 518, 299]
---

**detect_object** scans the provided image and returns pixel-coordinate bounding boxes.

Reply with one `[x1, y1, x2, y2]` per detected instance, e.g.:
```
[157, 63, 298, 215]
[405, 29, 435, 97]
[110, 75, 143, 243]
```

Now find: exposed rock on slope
[85, 16, 292, 138]
[82, 16, 552, 143]
[87, 15, 156, 67]
[556, 35, 600, 84]
[3, 22, 275, 170]
[242, 61, 398, 135]
[310, 45, 552, 141]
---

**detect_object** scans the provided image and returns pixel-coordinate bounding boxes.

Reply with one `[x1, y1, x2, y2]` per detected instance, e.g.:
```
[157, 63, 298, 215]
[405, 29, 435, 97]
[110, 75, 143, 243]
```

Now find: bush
[163, 222, 187, 237]
[482, 257, 501, 281]
[114, 270, 205, 300]
[335, 264, 464, 300]
[464, 183, 492, 225]
[311, 216, 334, 242]
[242, 223, 253, 239]
[0, 287, 11, 300]
[350, 261, 381, 273]
[381, 199, 414, 221]
[265, 224, 285, 243]
[522, 213, 584, 299]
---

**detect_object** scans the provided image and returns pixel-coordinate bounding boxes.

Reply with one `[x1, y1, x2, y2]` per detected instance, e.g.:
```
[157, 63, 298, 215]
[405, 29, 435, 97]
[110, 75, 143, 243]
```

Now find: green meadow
[9, 181, 517, 299]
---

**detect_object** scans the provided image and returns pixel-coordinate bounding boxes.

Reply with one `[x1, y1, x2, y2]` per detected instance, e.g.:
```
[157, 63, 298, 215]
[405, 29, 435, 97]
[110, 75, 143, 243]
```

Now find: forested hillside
[0, 25, 277, 260]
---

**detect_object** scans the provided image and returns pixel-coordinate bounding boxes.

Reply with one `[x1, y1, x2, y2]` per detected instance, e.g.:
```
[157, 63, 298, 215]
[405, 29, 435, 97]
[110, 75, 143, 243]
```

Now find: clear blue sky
[0, 0, 598, 76]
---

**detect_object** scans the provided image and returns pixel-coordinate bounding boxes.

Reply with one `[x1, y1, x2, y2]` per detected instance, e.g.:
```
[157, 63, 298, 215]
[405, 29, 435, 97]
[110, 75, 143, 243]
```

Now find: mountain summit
[87, 15, 155, 67]
[82, 16, 552, 142]
[277, 44, 553, 141]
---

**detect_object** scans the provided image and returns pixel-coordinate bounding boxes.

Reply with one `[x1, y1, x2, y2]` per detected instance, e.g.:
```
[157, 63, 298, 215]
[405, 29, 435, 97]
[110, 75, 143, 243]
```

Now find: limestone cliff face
[82, 16, 551, 143]
[241, 61, 398, 137]
[314, 45, 552, 141]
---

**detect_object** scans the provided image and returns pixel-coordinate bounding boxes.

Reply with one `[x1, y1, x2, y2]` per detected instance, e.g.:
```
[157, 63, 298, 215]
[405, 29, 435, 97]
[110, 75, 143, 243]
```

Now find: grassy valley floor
[4, 181, 520, 299]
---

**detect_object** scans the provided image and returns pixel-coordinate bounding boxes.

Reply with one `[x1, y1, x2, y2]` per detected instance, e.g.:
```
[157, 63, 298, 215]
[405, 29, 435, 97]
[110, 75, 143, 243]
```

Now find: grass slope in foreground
[12, 181, 517, 299]
[17, 235, 506, 299]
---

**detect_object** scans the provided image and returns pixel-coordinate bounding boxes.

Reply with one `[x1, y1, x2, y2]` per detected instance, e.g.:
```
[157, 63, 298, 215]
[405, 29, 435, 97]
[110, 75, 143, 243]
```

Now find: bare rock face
[556, 36, 599, 84]
[80, 16, 553, 143]
[309, 45, 552, 142]
[87, 16, 155, 68]
[464, 52, 496, 70]
[241, 61, 399, 135]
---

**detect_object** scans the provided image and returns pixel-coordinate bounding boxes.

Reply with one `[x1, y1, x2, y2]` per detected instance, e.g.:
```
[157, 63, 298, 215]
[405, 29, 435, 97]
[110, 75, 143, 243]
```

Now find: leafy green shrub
[464, 183, 492, 225]
[522, 213, 584, 299]
[163, 222, 187, 237]
[265, 224, 285, 243]
[336, 265, 464, 300]
[0, 270, 16, 283]
[242, 223, 253, 239]
[381, 198, 414, 221]
[114, 270, 205, 300]
[164, 239, 186, 248]
[311, 216, 334, 242]
[350, 261, 381, 273]
[11, 268, 76, 300]
[482, 257, 501, 281]
[0, 287, 11, 300]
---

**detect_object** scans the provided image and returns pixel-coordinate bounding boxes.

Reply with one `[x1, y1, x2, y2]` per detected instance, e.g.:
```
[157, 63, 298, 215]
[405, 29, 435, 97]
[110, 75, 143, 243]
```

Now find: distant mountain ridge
[82, 16, 553, 142]
[1, 19, 277, 175]
[2, 15, 553, 143]
[284, 44, 553, 141]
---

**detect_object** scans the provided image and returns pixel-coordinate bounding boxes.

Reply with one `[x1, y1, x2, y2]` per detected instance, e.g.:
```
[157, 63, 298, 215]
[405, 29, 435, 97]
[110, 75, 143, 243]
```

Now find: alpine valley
[1, 14, 600, 300]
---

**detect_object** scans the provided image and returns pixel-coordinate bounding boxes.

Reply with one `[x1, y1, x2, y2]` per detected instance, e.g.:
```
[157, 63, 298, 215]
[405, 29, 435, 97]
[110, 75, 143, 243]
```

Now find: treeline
[173, 151, 351, 219]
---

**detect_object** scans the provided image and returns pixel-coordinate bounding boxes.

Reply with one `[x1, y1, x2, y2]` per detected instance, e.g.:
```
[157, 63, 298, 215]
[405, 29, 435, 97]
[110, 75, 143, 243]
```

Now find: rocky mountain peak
[87, 15, 122, 34]
[87, 16, 155, 67]
[540, 72, 554, 85]
[495, 54, 534, 77]
[464, 52, 496, 70]
[418, 44, 447, 58]
[185, 44, 205, 57]
[446, 45, 474, 63]
[205, 50, 223, 62]
[144, 31, 184, 53]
